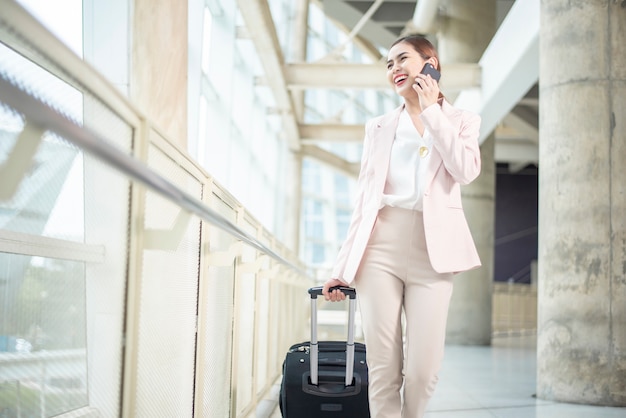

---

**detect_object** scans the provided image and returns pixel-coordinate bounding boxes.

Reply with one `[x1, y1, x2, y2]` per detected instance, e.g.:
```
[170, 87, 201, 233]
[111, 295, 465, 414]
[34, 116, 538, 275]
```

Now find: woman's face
[386, 41, 433, 97]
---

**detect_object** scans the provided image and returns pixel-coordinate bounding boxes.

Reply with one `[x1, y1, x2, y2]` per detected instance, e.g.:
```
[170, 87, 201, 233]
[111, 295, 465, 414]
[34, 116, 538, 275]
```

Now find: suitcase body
[279, 286, 370, 417]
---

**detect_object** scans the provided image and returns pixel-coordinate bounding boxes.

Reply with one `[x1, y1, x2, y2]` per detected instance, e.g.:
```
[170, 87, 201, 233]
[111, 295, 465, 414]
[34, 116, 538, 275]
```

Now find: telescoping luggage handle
[308, 286, 357, 387]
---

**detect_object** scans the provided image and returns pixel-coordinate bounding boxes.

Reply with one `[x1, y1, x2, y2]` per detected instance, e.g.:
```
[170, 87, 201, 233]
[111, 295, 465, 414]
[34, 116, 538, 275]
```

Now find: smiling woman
[323, 34, 482, 418]
[386, 36, 444, 103]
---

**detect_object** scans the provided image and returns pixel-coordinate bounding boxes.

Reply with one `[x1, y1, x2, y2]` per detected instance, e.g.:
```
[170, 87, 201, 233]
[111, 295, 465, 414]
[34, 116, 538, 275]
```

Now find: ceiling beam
[454, 0, 539, 144]
[511, 104, 538, 130]
[299, 123, 364, 142]
[495, 139, 538, 164]
[508, 162, 533, 173]
[320, 0, 399, 48]
[301, 144, 360, 177]
[311, 0, 383, 63]
[518, 97, 539, 107]
[236, 0, 301, 150]
[412, 0, 440, 33]
[284, 62, 481, 91]
[503, 111, 538, 144]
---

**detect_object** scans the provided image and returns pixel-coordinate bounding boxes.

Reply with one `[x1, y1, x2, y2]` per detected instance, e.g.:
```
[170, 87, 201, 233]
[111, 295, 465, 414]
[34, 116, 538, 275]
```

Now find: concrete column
[438, 0, 496, 345]
[447, 134, 496, 345]
[537, 0, 626, 406]
[437, 0, 495, 64]
[131, 0, 188, 147]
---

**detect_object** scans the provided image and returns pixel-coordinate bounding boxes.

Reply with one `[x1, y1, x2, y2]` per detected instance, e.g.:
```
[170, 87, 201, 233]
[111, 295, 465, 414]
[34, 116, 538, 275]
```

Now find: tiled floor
[266, 334, 626, 417]
[424, 335, 625, 417]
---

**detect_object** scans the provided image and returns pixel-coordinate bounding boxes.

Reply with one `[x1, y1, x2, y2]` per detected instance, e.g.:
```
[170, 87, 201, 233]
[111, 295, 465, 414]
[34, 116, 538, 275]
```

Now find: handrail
[0, 72, 306, 275]
[494, 226, 537, 246]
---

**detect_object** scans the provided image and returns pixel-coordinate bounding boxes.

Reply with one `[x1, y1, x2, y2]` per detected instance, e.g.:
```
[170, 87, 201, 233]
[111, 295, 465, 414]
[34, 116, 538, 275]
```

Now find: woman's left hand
[322, 278, 349, 302]
[413, 73, 439, 109]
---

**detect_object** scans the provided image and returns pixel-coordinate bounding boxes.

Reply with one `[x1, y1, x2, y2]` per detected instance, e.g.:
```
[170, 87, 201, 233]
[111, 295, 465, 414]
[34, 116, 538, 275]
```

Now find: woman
[322, 35, 482, 418]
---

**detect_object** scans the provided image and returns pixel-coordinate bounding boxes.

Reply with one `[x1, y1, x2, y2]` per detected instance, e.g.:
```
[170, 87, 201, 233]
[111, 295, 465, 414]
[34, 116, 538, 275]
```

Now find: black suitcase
[279, 286, 370, 417]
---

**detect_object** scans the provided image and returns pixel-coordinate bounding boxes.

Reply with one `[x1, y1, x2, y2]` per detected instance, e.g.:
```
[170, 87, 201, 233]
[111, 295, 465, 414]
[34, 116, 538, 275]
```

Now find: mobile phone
[418, 63, 441, 85]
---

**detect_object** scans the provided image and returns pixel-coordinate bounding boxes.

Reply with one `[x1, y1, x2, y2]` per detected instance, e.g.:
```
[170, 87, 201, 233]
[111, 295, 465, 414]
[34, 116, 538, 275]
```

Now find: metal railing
[0, 2, 312, 417]
[492, 282, 537, 337]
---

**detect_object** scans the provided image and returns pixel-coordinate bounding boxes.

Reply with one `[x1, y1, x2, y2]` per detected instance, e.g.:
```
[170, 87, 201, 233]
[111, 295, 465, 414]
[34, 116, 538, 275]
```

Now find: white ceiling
[238, 0, 539, 175]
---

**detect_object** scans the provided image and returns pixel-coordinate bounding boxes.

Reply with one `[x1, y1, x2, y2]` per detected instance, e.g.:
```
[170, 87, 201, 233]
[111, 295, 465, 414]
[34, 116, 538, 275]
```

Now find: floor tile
[266, 335, 626, 418]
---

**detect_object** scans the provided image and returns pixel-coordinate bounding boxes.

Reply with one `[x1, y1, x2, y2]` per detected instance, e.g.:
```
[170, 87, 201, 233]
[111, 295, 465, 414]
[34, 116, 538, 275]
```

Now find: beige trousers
[355, 206, 454, 418]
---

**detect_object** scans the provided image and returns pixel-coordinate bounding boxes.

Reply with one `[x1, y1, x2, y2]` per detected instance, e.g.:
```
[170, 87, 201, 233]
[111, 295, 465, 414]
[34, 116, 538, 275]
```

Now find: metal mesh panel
[198, 193, 238, 418]
[255, 276, 271, 395]
[0, 254, 88, 417]
[133, 139, 202, 417]
[0, 8, 314, 418]
[234, 217, 259, 415]
[0, 19, 133, 418]
[83, 152, 131, 418]
[235, 271, 256, 415]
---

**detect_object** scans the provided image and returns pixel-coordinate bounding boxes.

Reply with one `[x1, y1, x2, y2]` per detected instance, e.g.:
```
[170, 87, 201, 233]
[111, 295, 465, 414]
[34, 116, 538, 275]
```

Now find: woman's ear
[429, 57, 440, 71]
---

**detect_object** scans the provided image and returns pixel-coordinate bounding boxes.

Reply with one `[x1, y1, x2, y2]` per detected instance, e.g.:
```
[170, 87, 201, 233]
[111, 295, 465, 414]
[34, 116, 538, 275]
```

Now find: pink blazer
[331, 100, 482, 285]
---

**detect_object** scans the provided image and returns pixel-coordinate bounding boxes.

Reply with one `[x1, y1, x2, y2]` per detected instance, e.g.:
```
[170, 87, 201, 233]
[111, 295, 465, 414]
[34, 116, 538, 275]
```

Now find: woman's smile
[394, 73, 409, 86]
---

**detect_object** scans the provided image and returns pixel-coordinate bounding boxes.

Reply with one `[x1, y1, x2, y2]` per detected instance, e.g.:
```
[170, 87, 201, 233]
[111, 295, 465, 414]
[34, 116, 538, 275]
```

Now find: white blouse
[381, 109, 432, 211]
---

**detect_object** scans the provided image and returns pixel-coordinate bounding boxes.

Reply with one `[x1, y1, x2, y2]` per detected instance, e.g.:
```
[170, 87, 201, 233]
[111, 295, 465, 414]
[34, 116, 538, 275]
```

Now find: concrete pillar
[438, 0, 496, 345]
[131, 0, 187, 147]
[537, 0, 626, 406]
[447, 133, 496, 345]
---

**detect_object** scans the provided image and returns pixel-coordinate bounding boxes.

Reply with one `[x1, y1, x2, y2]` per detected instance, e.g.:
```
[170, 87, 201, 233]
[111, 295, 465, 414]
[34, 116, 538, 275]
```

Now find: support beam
[494, 139, 538, 164]
[325, 0, 385, 60]
[508, 162, 532, 173]
[236, 0, 301, 150]
[299, 123, 364, 142]
[311, 0, 382, 63]
[510, 105, 538, 134]
[412, 0, 440, 33]
[320, 0, 399, 49]
[503, 111, 538, 144]
[285, 62, 481, 91]
[454, 0, 539, 144]
[301, 144, 360, 177]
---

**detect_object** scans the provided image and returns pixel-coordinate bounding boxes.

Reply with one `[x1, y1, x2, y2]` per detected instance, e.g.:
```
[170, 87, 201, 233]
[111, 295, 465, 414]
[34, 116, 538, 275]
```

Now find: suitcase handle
[308, 285, 356, 299]
[308, 286, 357, 387]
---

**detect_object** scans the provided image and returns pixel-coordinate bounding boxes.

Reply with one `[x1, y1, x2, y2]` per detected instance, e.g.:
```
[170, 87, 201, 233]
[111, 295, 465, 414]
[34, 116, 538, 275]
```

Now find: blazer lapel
[422, 100, 454, 190]
[370, 105, 403, 195]
[423, 142, 443, 192]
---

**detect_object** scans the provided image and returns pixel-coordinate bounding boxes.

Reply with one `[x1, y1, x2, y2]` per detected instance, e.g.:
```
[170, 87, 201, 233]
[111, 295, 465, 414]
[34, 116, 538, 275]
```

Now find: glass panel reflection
[0, 254, 88, 417]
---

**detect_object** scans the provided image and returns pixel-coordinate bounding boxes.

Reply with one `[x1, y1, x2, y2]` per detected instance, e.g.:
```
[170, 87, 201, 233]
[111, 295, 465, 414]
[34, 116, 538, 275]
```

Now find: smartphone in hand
[416, 63, 441, 86]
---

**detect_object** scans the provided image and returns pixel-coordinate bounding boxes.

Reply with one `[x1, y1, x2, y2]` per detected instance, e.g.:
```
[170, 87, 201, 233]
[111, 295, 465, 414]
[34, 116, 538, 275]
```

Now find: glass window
[303, 198, 324, 240]
[0, 255, 88, 416]
[302, 159, 322, 194]
[333, 173, 350, 206]
[310, 242, 325, 264]
[335, 208, 351, 242]
[201, 8, 213, 75]
[17, 0, 83, 57]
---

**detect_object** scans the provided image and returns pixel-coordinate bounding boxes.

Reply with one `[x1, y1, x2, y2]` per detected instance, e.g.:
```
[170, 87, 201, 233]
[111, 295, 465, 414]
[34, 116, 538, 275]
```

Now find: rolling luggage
[279, 286, 370, 417]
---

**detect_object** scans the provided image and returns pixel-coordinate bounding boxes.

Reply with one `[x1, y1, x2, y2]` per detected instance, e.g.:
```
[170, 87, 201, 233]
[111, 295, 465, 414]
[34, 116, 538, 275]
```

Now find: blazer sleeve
[419, 103, 481, 185]
[330, 119, 374, 282]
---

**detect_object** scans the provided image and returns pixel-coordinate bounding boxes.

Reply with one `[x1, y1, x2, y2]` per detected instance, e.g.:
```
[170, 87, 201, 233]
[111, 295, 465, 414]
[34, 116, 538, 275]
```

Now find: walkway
[265, 335, 626, 417]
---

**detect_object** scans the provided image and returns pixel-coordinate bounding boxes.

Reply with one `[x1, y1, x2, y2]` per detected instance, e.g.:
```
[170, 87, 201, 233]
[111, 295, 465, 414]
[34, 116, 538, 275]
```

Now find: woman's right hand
[322, 278, 349, 302]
